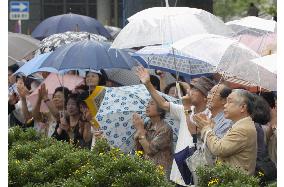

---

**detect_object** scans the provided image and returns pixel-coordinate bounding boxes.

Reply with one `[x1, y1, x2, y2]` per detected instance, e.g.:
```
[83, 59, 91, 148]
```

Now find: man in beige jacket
[193, 89, 257, 175]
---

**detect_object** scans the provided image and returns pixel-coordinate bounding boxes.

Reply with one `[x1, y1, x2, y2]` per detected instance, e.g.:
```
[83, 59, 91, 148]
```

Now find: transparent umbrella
[111, 7, 234, 49]
[172, 34, 277, 91]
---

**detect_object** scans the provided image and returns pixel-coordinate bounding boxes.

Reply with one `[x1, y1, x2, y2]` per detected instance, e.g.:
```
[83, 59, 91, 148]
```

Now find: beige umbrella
[8, 32, 40, 66]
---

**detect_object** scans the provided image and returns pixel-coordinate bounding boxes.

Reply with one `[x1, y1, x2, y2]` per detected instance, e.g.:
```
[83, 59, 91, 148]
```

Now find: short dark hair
[77, 91, 90, 107]
[220, 85, 232, 99]
[66, 93, 81, 110]
[258, 92, 276, 108]
[8, 64, 19, 73]
[53, 86, 71, 106]
[251, 94, 271, 125]
[164, 82, 186, 96]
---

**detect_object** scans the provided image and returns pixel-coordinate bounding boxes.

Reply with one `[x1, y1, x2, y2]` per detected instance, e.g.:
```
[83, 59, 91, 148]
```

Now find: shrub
[196, 162, 260, 187]
[8, 127, 173, 187]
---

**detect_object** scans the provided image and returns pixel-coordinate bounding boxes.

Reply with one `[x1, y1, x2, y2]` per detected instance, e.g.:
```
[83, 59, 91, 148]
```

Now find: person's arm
[17, 84, 32, 122]
[82, 122, 92, 143]
[156, 70, 167, 93]
[32, 88, 43, 122]
[136, 67, 170, 111]
[138, 126, 172, 156]
[200, 126, 248, 157]
[40, 84, 60, 121]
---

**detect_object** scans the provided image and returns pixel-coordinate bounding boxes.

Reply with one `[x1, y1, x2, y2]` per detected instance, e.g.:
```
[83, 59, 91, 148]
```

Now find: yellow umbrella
[85, 86, 106, 128]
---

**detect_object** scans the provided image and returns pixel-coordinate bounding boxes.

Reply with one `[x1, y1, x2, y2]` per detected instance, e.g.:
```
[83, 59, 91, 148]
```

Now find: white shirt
[169, 102, 194, 186]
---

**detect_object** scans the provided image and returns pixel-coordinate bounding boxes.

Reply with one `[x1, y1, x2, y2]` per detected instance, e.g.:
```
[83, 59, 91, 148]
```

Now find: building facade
[8, 0, 213, 35]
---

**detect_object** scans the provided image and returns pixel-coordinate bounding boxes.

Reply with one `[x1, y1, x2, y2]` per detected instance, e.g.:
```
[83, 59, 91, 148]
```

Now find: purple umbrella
[31, 13, 111, 40]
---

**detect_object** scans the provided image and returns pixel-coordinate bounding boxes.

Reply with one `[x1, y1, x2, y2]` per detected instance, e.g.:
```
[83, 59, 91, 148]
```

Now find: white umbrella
[226, 16, 277, 34]
[251, 54, 277, 74]
[171, 34, 277, 90]
[111, 7, 234, 49]
[226, 16, 277, 55]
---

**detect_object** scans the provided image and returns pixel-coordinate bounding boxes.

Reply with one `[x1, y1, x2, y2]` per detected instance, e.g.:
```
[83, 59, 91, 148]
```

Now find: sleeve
[169, 102, 184, 121]
[148, 126, 173, 156]
[201, 126, 247, 157]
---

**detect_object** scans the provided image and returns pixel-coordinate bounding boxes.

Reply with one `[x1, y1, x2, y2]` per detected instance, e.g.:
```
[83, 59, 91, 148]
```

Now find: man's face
[224, 92, 246, 121]
[189, 87, 206, 106]
[207, 85, 226, 110]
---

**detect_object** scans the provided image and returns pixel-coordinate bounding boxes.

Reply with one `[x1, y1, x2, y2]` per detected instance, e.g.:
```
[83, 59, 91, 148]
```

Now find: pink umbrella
[235, 33, 276, 56]
[28, 73, 84, 112]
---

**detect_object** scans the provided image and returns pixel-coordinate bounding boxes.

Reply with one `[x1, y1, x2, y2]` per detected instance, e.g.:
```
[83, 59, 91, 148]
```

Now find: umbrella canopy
[31, 13, 111, 40]
[95, 84, 180, 153]
[251, 54, 277, 74]
[27, 73, 84, 112]
[226, 16, 277, 34]
[8, 32, 40, 66]
[132, 45, 215, 78]
[36, 31, 107, 55]
[234, 33, 277, 55]
[13, 52, 58, 76]
[111, 7, 234, 49]
[104, 25, 121, 39]
[172, 34, 277, 90]
[38, 40, 139, 72]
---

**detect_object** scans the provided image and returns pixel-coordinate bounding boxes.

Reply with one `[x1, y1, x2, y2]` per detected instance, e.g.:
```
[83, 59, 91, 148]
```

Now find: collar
[232, 116, 252, 127]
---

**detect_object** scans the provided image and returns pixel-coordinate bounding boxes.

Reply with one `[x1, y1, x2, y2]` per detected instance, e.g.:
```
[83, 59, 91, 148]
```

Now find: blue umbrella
[132, 45, 215, 79]
[38, 40, 139, 72]
[31, 13, 111, 40]
[13, 52, 58, 76]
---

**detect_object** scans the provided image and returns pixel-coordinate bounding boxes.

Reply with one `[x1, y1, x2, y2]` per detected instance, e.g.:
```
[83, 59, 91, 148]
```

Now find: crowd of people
[8, 62, 277, 185]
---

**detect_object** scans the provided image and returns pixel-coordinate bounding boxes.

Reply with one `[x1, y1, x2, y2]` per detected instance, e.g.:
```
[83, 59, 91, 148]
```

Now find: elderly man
[207, 83, 233, 138]
[194, 89, 257, 175]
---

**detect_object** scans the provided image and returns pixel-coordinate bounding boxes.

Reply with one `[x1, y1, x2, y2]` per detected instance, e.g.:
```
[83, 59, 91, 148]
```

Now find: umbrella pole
[171, 47, 182, 99]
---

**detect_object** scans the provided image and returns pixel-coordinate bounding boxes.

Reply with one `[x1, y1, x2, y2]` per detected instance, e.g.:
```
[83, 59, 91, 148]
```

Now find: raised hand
[132, 113, 145, 131]
[192, 113, 212, 130]
[136, 66, 151, 85]
[39, 83, 49, 100]
[17, 83, 29, 99]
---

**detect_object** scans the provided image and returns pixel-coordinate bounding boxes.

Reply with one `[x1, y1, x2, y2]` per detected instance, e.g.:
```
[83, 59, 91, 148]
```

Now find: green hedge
[197, 161, 260, 187]
[8, 127, 173, 187]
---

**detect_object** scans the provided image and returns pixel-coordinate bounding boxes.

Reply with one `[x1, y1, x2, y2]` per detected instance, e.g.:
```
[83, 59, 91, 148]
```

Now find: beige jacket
[201, 117, 257, 175]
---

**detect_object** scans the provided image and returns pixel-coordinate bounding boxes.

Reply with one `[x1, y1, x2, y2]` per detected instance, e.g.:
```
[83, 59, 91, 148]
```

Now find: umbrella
[95, 84, 180, 153]
[85, 86, 106, 129]
[31, 13, 112, 40]
[247, 54, 277, 91]
[38, 40, 139, 72]
[27, 73, 84, 112]
[251, 54, 277, 74]
[8, 32, 40, 66]
[36, 31, 107, 55]
[111, 7, 234, 49]
[234, 33, 277, 56]
[172, 34, 277, 90]
[103, 68, 178, 86]
[226, 16, 277, 34]
[13, 52, 58, 76]
[226, 17, 277, 55]
[104, 25, 121, 39]
[132, 45, 215, 78]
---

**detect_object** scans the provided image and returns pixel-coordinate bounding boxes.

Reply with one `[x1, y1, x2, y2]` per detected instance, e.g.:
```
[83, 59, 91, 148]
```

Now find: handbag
[186, 130, 211, 185]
